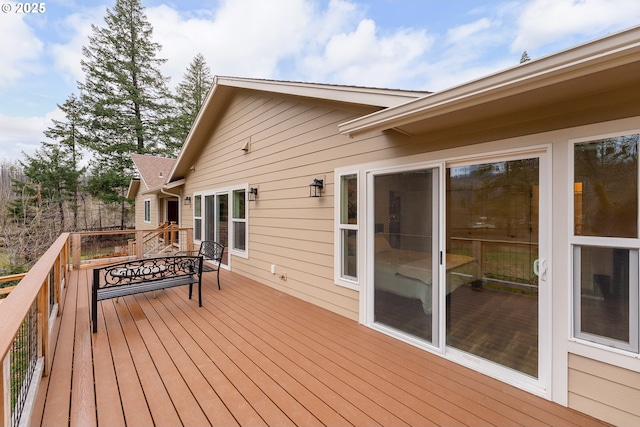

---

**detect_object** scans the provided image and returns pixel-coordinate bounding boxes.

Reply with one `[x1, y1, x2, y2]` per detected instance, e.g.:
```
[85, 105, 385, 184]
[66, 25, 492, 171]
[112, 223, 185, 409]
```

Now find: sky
[1, 0, 640, 163]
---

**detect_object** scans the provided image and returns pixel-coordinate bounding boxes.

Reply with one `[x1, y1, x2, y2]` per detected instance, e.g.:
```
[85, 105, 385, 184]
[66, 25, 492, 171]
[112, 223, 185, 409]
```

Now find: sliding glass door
[203, 192, 229, 267]
[369, 151, 548, 384]
[446, 157, 540, 378]
[373, 168, 440, 344]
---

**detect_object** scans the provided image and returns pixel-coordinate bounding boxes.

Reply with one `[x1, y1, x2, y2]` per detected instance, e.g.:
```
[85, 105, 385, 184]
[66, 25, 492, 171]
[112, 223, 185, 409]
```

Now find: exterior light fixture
[248, 187, 258, 201]
[184, 196, 191, 206]
[309, 178, 323, 197]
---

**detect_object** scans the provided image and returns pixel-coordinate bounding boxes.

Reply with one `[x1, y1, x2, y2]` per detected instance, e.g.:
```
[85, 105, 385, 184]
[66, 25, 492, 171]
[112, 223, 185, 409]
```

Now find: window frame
[334, 169, 360, 290]
[193, 185, 248, 259]
[193, 194, 202, 242]
[570, 130, 640, 354]
[231, 188, 248, 256]
[143, 199, 151, 223]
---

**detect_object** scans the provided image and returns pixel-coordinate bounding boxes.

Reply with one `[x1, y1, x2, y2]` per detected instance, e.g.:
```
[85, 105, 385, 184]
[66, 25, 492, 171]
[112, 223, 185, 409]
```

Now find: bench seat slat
[96, 276, 198, 301]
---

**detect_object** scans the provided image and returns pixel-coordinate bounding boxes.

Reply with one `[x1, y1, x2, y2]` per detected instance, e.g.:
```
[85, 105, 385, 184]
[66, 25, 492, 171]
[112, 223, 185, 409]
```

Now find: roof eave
[167, 76, 431, 181]
[339, 25, 640, 136]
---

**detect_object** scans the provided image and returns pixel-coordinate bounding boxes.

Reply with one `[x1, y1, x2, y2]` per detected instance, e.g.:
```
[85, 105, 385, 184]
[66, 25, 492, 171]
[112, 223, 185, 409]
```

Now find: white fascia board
[140, 179, 185, 195]
[339, 25, 640, 135]
[214, 76, 429, 108]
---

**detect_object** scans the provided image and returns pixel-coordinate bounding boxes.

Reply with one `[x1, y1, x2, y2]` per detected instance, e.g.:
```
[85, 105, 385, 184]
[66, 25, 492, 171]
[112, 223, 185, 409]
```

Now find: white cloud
[147, 0, 433, 89]
[300, 17, 433, 88]
[0, 7, 44, 86]
[49, 8, 104, 85]
[0, 113, 52, 161]
[148, 0, 314, 86]
[512, 0, 640, 52]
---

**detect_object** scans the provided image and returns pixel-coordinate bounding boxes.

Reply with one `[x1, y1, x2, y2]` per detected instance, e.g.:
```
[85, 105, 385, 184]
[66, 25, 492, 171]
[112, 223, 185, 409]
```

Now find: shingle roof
[131, 154, 176, 191]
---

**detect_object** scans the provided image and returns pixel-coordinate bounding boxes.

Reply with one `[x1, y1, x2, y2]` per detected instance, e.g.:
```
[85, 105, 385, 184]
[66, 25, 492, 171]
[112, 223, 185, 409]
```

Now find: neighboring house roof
[168, 77, 431, 181]
[339, 24, 640, 137]
[128, 154, 176, 198]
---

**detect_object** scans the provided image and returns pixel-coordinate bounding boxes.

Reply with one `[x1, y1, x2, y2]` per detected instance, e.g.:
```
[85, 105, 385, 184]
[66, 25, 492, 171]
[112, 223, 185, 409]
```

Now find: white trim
[568, 130, 640, 360]
[143, 199, 151, 223]
[358, 144, 553, 398]
[339, 25, 640, 136]
[194, 183, 251, 265]
[16, 357, 44, 427]
[231, 187, 249, 260]
[334, 169, 360, 291]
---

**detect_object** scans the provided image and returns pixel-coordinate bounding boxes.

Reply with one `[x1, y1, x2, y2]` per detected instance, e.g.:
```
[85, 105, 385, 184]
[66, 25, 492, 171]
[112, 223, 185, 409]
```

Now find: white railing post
[2, 353, 9, 427]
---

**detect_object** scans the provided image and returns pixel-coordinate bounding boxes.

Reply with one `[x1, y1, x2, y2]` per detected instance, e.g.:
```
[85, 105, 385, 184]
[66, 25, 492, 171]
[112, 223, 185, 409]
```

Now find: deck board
[33, 267, 612, 427]
[132, 292, 240, 426]
[221, 276, 521, 426]
[70, 268, 96, 427]
[92, 290, 126, 427]
[39, 265, 78, 427]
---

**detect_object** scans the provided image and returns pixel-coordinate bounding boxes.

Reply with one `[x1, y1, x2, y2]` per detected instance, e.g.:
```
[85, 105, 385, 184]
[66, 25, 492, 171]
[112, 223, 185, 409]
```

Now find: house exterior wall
[176, 86, 639, 425]
[134, 193, 160, 230]
[400, 115, 640, 425]
[569, 354, 640, 425]
[181, 90, 405, 319]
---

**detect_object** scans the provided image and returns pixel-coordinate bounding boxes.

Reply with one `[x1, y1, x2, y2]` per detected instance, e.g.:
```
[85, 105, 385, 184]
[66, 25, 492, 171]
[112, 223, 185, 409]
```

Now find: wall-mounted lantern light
[184, 196, 191, 206]
[309, 178, 324, 197]
[248, 187, 258, 201]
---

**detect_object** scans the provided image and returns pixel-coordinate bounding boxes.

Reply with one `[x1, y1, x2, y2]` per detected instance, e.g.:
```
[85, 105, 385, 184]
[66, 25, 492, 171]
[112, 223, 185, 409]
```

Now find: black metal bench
[92, 255, 203, 332]
[177, 241, 224, 290]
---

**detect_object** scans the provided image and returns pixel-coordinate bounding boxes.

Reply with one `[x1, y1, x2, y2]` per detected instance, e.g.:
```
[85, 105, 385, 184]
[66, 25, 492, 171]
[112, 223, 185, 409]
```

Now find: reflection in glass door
[216, 194, 229, 266]
[204, 195, 215, 241]
[373, 168, 439, 344]
[446, 158, 539, 377]
[204, 193, 229, 266]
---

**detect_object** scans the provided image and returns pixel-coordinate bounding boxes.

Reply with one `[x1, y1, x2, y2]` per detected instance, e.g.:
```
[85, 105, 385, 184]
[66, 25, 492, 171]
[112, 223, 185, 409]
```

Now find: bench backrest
[199, 241, 224, 264]
[93, 256, 203, 289]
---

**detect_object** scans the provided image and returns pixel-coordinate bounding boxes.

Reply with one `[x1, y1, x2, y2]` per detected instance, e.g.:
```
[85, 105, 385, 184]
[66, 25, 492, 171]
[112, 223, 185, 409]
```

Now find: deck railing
[449, 237, 539, 293]
[0, 233, 69, 427]
[0, 228, 194, 427]
[70, 228, 193, 269]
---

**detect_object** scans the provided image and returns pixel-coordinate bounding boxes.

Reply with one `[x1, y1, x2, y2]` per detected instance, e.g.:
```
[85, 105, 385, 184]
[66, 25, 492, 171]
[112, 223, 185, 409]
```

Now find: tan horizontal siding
[183, 90, 403, 318]
[568, 353, 640, 426]
[230, 257, 360, 319]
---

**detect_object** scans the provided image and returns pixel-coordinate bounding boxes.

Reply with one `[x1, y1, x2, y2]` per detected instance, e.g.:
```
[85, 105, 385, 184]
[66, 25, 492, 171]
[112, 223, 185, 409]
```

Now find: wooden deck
[32, 267, 610, 427]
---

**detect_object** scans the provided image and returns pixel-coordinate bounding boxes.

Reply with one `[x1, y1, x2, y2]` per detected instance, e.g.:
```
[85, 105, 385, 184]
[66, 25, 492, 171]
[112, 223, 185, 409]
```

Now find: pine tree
[15, 141, 83, 232]
[43, 94, 86, 230]
[77, 0, 171, 221]
[167, 53, 213, 155]
[520, 50, 531, 64]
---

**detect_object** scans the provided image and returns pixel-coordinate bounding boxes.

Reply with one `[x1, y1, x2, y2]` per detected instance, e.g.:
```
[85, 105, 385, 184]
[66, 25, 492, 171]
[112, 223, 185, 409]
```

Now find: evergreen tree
[43, 94, 86, 230]
[77, 0, 171, 221]
[520, 50, 531, 63]
[14, 142, 83, 232]
[167, 53, 213, 155]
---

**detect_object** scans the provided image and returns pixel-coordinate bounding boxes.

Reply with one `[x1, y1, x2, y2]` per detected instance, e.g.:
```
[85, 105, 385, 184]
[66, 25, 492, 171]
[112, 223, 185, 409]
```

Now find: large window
[194, 187, 248, 259]
[335, 171, 359, 288]
[232, 189, 247, 252]
[572, 132, 640, 353]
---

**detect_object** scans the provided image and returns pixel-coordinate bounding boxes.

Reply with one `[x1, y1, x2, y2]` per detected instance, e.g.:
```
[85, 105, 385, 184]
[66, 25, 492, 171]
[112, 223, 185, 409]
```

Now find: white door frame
[363, 145, 553, 398]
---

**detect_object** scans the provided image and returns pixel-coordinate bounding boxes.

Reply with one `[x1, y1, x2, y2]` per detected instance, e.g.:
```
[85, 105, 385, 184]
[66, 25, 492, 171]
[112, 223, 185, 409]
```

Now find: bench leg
[92, 299, 98, 333]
